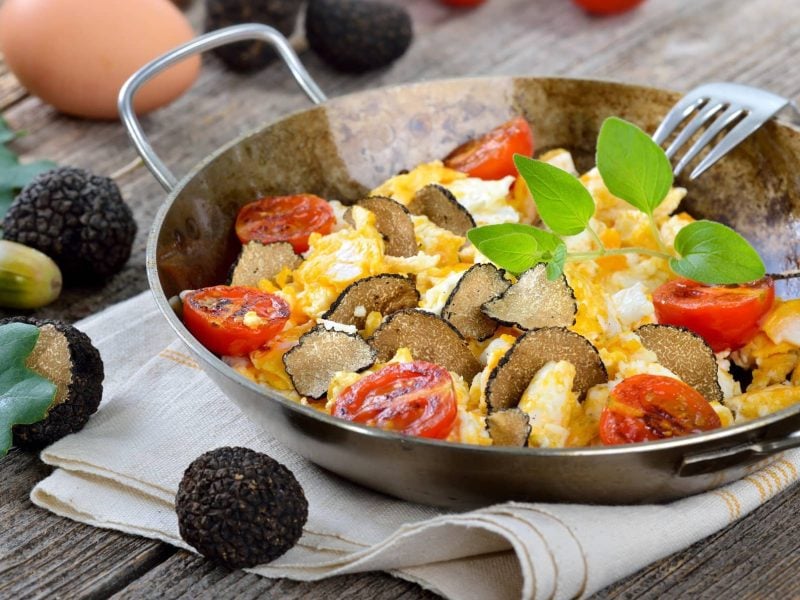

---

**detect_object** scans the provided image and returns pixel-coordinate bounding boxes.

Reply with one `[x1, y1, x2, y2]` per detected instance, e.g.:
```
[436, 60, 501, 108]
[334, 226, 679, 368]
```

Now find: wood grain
[2, 0, 800, 598]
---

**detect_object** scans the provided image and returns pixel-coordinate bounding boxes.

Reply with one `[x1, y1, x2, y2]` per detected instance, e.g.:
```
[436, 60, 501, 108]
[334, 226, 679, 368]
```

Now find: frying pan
[119, 24, 800, 509]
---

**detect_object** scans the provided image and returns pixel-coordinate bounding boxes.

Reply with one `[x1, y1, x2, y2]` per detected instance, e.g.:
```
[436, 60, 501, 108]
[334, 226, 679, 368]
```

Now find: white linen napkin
[30, 291, 800, 600]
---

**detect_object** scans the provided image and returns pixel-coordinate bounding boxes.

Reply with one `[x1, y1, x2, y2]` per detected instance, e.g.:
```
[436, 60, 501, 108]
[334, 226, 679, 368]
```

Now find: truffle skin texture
[3, 167, 137, 281]
[176, 447, 308, 569]
[2, 317, 104, 449]
[205, 0, 304, 72]
[306, 0, 413, 73]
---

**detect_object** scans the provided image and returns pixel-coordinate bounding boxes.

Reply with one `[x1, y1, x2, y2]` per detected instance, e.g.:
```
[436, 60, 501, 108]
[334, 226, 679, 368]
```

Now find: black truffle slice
[358, 196, 417, 257]
[205, 0, 303, 72]
[636, 324, 723, 403]
[321, 274, 419, 330]
[176, 446, 308, 569]
[369, 309, 481, 381]
[3, 167, 136, 281]
[485, 327, 607, 411]
[442, 264, 510, 341]
[283, 326, 376, 399]
[408, 184, 476, 237]
[229, 241, 302, 288]
[306, 0, 413, 73]
[482, 264, 577, 330]
[0, 317, 104, 449]
[486, 409, 531, 447]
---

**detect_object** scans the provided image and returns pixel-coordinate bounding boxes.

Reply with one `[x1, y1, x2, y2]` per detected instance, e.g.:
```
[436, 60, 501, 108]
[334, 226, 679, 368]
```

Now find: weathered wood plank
[2, 0, 800, 598]
[0, 55, 27, 111]
[0, 450, 175, 600]
[112, 551, 440, 600]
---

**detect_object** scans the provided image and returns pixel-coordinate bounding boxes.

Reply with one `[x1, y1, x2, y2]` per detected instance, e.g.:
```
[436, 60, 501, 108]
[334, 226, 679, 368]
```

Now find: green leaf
[0, 117, 17, 145]
[0, 323, 57, 455]
[474, 232, 545, 274]
[669, 220, 766, 284]
[546, 242, 568, 280]
[467, 223, 561, 251]
[0, 159, 55, 190]
[513, 155, 595, 236]
[596, 117, 673, 216]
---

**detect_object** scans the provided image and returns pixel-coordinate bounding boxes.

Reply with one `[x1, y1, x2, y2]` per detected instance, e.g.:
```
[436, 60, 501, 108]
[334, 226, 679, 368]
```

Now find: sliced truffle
[176, 446, 308, 569]
[229, 241, 301, 288]
[485, 327, 607, 411]
[636, 324, 723, 403]
[486, 409, 531, 447]
[442, 263, 510, 341]
[408, 184, 475, 236]
[482, 264, 577, 330]
[283, 326, 376, 398]
[321, 274, 419, 330]
[306, 0, 413, 73]
[357, 196, 417, 257]
[3, 167, 136, 281]
[369, 309, 481, 381]
[0, 317, 104, 449]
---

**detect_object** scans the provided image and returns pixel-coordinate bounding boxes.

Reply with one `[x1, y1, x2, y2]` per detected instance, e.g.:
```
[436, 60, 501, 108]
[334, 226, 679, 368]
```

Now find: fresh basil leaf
[467, 223, 561, 251]
[596, 117, 673, 216]
[474, 232, 544, 274]
[514, 155, 595, 236]
[0, 323, 57, 456]
[0, 159, 55, 190]
[669, 220, 766, 284]
[546, 242, 568, 280]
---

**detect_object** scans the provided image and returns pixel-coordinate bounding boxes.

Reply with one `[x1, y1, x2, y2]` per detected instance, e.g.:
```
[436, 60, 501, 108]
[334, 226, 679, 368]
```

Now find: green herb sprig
[0, 323, 57, 456]
[0, 117, 56, 220]
[467, 117, 765, 285]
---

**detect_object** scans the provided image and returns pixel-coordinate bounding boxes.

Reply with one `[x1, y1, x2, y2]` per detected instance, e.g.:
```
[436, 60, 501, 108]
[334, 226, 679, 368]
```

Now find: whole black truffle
[205, 0, 304, 72]
[306, 0, 413, 73]
[3, 167, 137, 282]
[0, 317, 104, 449]
[176, 446, 308, 568]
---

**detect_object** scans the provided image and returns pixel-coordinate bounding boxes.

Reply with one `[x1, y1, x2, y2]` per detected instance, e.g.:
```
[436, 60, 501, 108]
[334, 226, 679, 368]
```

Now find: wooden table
[2, 0, 800, 597]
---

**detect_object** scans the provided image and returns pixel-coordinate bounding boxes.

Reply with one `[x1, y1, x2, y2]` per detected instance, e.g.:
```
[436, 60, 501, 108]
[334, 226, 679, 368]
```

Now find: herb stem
[586, 224, 605, 253]
[648, 213, 670, 254]
[566, 246, 673, 263]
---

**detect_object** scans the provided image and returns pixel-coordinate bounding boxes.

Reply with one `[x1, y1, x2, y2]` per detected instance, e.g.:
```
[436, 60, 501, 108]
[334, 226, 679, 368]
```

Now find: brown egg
[0, 0, 201, 120]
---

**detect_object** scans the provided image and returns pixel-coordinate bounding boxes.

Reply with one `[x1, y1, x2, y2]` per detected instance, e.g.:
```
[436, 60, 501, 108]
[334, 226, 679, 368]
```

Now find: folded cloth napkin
[31, 291, 800, 600]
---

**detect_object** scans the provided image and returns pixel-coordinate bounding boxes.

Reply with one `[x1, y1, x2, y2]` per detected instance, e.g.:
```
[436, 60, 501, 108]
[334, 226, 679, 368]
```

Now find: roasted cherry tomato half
[653, 277, 775, 352]
[572, 0, 645, 15]
[182, 286, 290, 356]
[599, 374, 721, 445]
[235, 194, 335, 254]
[444, 116, 534, 180]
[332, 361, 458, 439]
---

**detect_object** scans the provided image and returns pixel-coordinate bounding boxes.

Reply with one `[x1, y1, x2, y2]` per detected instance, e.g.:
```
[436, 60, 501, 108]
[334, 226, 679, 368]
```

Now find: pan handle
[118, 24, 327, 192]
[678, 429, 800, 477]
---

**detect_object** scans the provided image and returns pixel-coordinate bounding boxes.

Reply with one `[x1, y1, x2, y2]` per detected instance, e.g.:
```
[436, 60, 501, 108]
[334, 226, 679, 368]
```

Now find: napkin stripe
[159, 349, 201, 370]
[710, 489, 739, 521]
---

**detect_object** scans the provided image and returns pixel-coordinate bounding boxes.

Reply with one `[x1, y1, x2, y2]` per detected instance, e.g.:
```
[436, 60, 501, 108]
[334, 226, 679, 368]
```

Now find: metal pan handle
[118, 24, 327, 192]
[679, 429, 800, 477]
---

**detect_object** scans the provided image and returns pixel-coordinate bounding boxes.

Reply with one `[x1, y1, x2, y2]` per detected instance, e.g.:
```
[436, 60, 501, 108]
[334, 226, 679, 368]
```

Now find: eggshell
[0, 0, 201, 119]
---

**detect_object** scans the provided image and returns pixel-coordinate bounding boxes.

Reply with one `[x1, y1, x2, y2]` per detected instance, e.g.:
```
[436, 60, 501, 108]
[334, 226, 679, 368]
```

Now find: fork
[652, 82, 797, 180]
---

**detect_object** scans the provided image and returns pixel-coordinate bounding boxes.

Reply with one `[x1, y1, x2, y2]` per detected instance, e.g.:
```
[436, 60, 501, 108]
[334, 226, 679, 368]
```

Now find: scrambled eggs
[230, 152, 800, 447]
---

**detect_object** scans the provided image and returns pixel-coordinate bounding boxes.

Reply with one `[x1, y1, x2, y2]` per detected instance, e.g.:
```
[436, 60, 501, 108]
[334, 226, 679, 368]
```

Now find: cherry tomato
[599, 374, 721, 445]
[653, 277, 775, 352]
[440, 0, 486, 6]
[332, 361, 457, 439]
[572, 0, 645, 15]
[235, 194, 335, 254]
[444, 116, 534, 180]
[182, 286, 290, 356]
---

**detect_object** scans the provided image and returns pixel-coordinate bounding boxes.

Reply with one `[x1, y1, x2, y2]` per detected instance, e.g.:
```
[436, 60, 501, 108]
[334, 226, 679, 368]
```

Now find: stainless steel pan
[120, 24, 800, 509]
